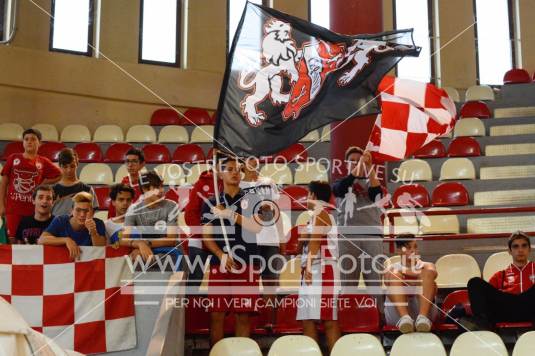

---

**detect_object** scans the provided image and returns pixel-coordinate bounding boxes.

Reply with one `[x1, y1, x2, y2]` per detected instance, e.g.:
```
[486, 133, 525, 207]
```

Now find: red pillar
[330, 0, 383, 177]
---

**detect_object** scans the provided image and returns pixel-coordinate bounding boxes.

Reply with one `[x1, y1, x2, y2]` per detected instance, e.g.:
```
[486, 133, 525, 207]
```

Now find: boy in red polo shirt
[466, 231, 535, 330]
[0, 129, 61, 240]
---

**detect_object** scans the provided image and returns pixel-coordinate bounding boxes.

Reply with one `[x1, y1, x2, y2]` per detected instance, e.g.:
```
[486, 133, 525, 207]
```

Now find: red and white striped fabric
[0, 245, 136, 354]
[367, 76, 457, 161]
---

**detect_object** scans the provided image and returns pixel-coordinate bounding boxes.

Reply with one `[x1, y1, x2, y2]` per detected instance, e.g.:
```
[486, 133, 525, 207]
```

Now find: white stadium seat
[210, 337, 262, 356]
[259, 164, 293, 185]
[155, 163, 185, 186]
[93, 125, 124, 142]
[398, 159, 432, 182]
[190, 125, 214, 143]
[453, 118, 485, 137]
[483, 251, 512, 281]
[268, 335, 321, 356]
[300, 129, 320, 142]
[0, 123, 23, 141]
[114, 164, 148, 183]
[465, 85, 495, 101]
[79, 163, 114, 185]
[294, 162, 329, 184]
[435, 254, 481, 288]
[450, 331, 507, 356]
[126, 125, 157, 143]
[32, 123, 59, 141]
[158, 125, 189, 143]
[60, 124, 91, 142]
[439, 158, 476, 180]
[277, 257, 301, 292]
[331, 333, 385, 356]
[443, 86, 461, 102]
[390, 333, 446, 356]
[513, 331, 535, 356]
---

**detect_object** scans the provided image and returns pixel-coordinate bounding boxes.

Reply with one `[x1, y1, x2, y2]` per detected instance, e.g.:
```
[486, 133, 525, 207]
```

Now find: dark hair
[308, 181, 331, 203]
[139, 170, 163, 192]
[32, 184, 55, 200]
[395, 233, 416, 249]
[344, 146, 364, 161]
[58, 148, 78, 167]
[125, 148, 145, 163]
[22, 128, 42, 141]
[218, 155, 239, 171]
[508, 231, 531, 250]
[109, 183, 135, 201]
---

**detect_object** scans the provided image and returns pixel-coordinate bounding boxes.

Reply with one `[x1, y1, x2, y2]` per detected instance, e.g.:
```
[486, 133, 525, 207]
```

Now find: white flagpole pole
[212, 149, 232, 258]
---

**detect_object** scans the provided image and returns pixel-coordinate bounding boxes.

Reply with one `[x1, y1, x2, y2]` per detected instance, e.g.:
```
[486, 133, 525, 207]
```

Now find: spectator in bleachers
[332, 147, 384, 290]
[104, 184, 135, 246]
[201, 157, 262, 346]
[38, 191, 106, 260]
[0, 128, 61, 241]
[296, 180, 341, 352]
[108, 148, 145, 218]
[384, 234, 438, 333]
[122, 170, 182, 266]
[15, 185, 55, 245]
[52, 148, 98, 216]
[465, 231, 535, 330]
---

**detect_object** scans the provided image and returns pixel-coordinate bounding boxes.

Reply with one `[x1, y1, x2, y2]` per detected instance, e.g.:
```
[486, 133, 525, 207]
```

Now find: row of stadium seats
[414, 137, 480, 158]
[209, 331, 535, 356]
[443, 85, 495, 103]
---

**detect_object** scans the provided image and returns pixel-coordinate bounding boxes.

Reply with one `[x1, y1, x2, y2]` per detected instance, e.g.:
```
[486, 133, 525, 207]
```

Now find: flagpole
[212, 149, 233, 259]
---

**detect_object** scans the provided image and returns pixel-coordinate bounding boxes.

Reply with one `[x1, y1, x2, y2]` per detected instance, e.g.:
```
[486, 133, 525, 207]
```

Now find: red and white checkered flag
[367, 76, 457, 161]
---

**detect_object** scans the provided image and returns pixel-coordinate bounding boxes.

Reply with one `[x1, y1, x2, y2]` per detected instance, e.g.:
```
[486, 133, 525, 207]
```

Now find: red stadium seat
[432, 182, 470, 207]
[1, 141, 24, 160]
[93, 186, 111, 210]
[460, 101, 491, 119]
[447, 137, 481, 157]
[413, 140, 446, 159]
[172, 144, 205, 164]
[38, 142, 66, 161]
[282, 185, 308, 210]
[503, 68, 532, 84]
[181, 108, 212, 125]
[104, 143, 134, 163]
[273, 294, 302, 334]
[142, 144, 171, 163]
[74, 143, 103, 163]
[282, 225, 302, 256]
[274, 143, 308, 163]
[150, 108, 180, 126]
[392, 184, 430, 208]
[211, 111, 218, 124]
[338, 295, 381, 333]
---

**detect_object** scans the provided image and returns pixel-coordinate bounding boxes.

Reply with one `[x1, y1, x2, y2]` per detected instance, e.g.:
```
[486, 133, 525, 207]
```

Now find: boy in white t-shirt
[105, 184, 135, 246]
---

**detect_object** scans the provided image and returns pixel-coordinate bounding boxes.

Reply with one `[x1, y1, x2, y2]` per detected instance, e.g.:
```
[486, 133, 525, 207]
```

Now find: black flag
[214, 2, 420, 157]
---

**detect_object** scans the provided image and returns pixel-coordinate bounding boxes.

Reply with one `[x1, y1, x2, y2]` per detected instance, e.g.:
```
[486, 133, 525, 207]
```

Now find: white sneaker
[396, 315, 414, 334]
[415, 314, 432, 332]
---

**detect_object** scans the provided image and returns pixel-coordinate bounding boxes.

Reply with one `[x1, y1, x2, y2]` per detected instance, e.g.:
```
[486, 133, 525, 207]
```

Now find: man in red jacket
[466, 231, 535, 330]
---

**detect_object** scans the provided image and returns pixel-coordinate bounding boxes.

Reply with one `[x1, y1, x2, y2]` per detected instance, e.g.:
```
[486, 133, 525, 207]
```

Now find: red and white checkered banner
[367, 75, 457, 161]
[0, 245, 136, 354]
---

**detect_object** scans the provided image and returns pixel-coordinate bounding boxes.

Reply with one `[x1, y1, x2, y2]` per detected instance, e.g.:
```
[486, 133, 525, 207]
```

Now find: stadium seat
[142, 144, 171, 163]
[338, 295, 381, 333]
[93, 210, 108, 220]
[93, 125, 124, 143]
[331, 333, 385, 356]
[450, 331, 507, 356]
[182, 108, 212, 125]
[397, 159, 433, 182]
[439, 158, 476, 180]
[460, 101, 491, 119]
[0, 123, 23, 141]
[74, 142, 103, 163]
[383, 209, 420, 235]
[467, 215, 535, 234]
[413, 140, 446, 159]
[300, 129, 320, 142]
[259, 164, 293, 185]
[165, 186, 191, 207]
[210, 337, 262, 356]
[1, 141, 24, 159]
[431, 182, 469, 206]
[294, 162, 328, 184]
[513, 331, 535, 356]
[60, 124, 91, 142]
[483, 251, 512, 281]
[273, 294, 302, 334]
[503, 68, 532, 84]
[465, 85, 495, 101]
[443, 87, 461, 102]
[435, 254, 481, 288]
[490, 123, 535, 136]
[282, 185, 308, 210]
[38, 142, 66, 161]
[278, 258, 301, 292]
[419, 207, 460, 235]
[447, 137, 481, 157]
[158, 125, 189, 144]
[453, 118, 485, 137]
[480, 165, 535, 180]
[155, 164, 185, 186]
[150, 108, 180, 126]
[392, 184, 430, 208]
[211, 111, 218, 124]
[486, 143, 535, 156]
[474, 189, 535, 206]
[185, 163, 210, 184]
[126, 125, 157, 143]
[190, 125, 214, 143]
[269, 336, 321, 356]
[440, 289, 471, 324]
[172, 144, 205, 163]
[93, 186, 111, 210]
[32, 123, 59, 141]
[390, 333, 447, 356]
[274, 143, 308, 163]
[80, 163, 114, 185]
[115, 164, 148, 183]
[104, 143, 134, 163]
[321, 125, 331, 141]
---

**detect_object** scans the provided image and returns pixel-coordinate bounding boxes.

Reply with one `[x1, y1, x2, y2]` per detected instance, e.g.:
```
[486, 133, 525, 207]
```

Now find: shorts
[5, 214, 22, 239]
[207, 264, 261, 313]
[258, 245, 282, 280]
[384, 295, 439, 325]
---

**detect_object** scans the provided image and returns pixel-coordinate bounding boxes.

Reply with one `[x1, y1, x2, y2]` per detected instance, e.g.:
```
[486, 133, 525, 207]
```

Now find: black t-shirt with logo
[15, 215, 55, 244]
